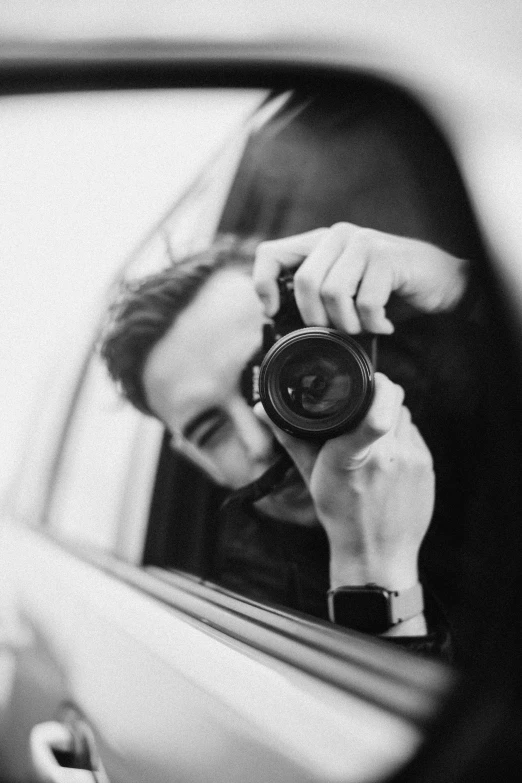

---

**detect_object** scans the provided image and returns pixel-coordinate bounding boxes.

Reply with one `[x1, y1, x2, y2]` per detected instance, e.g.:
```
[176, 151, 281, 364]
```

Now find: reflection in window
[135, 83, 489, 665]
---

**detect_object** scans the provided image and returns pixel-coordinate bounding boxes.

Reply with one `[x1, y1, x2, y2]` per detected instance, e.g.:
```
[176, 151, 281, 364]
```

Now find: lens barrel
[258, 327, 374, 439]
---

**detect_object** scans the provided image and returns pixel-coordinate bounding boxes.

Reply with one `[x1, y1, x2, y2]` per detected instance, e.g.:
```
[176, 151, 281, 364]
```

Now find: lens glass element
[280, 346, 352, 419]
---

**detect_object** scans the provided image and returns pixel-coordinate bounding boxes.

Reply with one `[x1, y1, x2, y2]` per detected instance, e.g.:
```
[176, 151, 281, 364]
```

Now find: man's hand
[254, 222, 469, 334]
[255, 373, 435, 635]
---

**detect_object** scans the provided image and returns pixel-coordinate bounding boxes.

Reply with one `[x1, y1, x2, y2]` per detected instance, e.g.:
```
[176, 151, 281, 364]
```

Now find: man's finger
[319, 241, 368, 333]
[323, 373, 405, 470]
[292, 228, 350, 326]
[394, 406, 434, 468]
[253, 228, 327, 316]
[355, 257, 395, 334]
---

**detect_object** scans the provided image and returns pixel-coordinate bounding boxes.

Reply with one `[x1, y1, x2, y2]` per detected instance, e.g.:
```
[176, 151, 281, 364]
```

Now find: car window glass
[3, 87, 266, 548]
[28, 79, 507, 670]
[5, 352, 83, 527]
[1, 87, 266, 521]
[123, 82, 498, 667]
[124, 91, 289, 279]
[47, 353, 162, 552]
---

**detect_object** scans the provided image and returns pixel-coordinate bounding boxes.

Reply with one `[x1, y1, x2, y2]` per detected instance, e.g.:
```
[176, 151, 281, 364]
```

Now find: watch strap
[387, 583, 424, 625]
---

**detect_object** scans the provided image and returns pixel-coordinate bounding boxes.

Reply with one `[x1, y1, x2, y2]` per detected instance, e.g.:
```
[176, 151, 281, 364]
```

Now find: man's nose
[229, 397, 274, 461]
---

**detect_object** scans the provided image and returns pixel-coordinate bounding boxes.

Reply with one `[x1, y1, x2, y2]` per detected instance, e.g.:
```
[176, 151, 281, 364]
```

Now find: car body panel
[0, 519, 426, 783]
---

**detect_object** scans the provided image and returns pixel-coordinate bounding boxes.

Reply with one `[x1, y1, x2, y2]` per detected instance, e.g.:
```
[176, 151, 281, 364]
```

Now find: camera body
[242, 271, 375, 439]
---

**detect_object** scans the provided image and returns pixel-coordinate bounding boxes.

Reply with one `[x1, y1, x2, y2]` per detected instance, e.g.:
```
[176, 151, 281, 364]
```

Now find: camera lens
[259, 327, 374, 439]
[281, 349, 352, 418]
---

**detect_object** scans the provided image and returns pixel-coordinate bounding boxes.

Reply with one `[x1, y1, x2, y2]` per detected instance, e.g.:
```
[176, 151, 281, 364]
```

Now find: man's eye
[194, 417, 229, 448]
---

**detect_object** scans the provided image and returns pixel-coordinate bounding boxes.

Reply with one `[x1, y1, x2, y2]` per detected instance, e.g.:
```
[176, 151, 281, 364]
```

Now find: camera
[241, 270, 375, 439]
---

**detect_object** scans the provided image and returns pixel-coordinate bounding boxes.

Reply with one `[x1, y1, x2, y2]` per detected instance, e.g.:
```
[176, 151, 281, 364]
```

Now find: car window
[123, 91, 291, 279]
[112, 80, 493, 664]
[44, 93, 285, 558]
[37, 79, 498, 669]
[4, 87, 266, 550]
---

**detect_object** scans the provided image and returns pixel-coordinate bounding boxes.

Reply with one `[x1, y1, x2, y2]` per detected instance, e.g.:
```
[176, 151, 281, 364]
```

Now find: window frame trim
[32, 523, 454, 729]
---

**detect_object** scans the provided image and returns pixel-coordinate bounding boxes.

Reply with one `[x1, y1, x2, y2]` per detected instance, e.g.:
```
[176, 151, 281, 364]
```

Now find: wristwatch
[327, 583, 424, 634]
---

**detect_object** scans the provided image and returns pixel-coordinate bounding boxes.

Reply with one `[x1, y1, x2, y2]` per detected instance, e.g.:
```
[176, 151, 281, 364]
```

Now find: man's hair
[99, 234, 258, 415]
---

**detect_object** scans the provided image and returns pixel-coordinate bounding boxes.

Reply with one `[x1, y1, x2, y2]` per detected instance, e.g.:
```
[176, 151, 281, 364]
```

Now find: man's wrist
[329, 550, 421, 593]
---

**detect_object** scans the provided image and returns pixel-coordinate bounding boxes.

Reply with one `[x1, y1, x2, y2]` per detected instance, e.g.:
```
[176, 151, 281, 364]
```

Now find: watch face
[331, 588, 392, 633]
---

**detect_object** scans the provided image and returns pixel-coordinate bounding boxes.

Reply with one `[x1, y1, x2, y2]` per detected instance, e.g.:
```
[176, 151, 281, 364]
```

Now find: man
[101, 223, 472, 655]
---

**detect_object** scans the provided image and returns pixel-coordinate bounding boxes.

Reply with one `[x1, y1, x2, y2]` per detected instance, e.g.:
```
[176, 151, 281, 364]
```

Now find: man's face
[142, 267, 316, 525]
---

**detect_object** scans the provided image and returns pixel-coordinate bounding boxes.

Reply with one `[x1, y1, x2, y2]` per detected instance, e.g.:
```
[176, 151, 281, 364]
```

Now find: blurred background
[0, 88, 260, 498]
